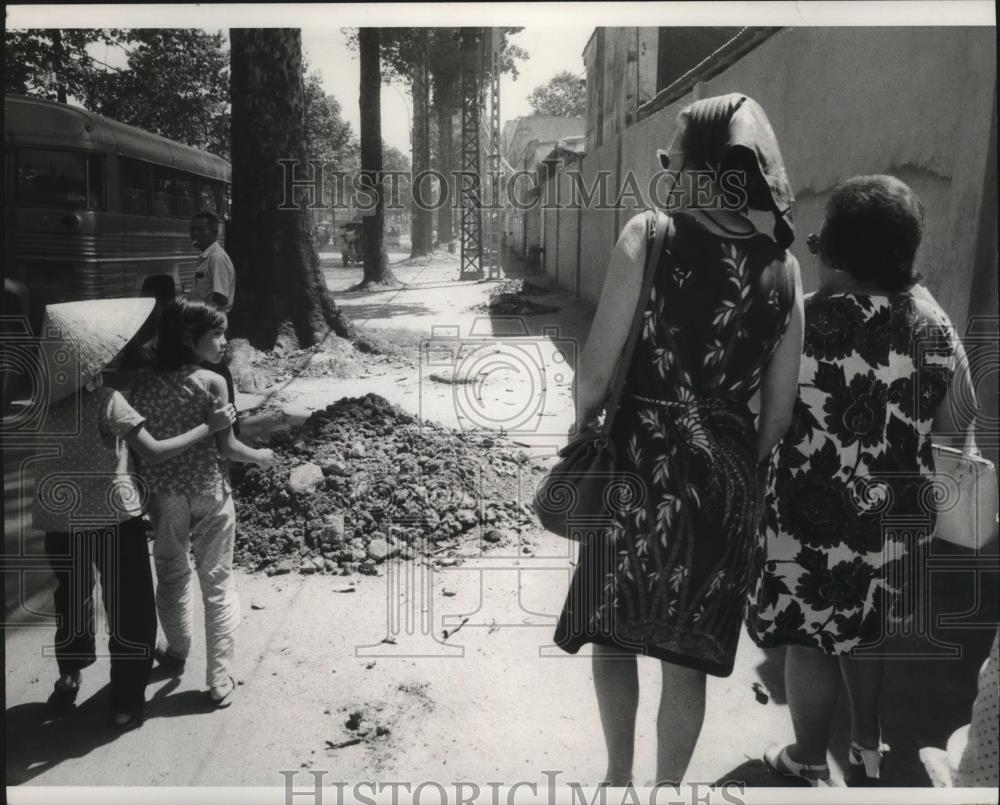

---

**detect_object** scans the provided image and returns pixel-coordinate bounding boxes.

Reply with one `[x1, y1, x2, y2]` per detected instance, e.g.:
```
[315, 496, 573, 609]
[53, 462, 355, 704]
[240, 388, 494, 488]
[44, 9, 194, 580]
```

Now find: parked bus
[4, 93, 231, 328]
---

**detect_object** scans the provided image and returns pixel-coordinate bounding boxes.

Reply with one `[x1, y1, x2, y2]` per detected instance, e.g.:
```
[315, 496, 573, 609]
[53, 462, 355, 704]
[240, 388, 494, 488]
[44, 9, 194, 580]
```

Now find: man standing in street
[188, 211, 240, 433]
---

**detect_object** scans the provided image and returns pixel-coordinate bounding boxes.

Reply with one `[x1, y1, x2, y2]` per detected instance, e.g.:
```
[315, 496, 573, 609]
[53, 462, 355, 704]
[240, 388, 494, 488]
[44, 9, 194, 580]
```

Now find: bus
[4, 93, 232, 328]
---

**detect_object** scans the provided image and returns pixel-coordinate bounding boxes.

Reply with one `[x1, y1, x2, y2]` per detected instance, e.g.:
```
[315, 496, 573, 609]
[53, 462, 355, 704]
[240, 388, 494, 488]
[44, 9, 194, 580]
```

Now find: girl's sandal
[763, 744, 836, 787]
[209, 676, 236, 709]
[846, 740, 890, 786]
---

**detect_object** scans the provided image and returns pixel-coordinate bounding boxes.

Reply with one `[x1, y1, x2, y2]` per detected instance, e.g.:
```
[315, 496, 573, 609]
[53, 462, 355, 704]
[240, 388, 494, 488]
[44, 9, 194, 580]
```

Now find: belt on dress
[622, 392, 741, 410]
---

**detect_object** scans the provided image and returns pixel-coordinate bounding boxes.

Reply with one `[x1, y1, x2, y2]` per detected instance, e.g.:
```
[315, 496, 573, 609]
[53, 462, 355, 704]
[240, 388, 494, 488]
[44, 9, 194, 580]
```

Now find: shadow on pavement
[6, 686, 127, 784]
[6, 679, 223, 784]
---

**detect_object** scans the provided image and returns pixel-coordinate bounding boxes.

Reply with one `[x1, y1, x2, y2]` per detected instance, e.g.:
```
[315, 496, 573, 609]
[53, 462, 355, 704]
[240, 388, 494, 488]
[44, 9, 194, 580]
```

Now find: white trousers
[150, 492, 239, 688]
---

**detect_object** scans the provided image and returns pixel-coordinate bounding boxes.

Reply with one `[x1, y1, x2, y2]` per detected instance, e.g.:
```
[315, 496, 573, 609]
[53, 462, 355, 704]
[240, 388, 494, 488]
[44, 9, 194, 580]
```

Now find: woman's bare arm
[756, 259, 804, 462]
[933, 334, 978, 451]
[573, 212, 651, 430]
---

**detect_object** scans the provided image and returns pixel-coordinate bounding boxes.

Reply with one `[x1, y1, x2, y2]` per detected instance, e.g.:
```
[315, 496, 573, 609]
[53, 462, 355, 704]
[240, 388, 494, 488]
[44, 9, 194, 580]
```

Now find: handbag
[533, 209, 670, 540]
[931, 444, 999, 549]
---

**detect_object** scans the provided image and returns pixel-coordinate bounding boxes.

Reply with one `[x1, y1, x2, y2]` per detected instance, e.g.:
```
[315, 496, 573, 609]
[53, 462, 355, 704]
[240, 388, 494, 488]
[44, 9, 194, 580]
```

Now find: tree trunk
[229, 28, 354, 349]
[357, 28, 398, 288]
[409, 31, 434, 257]
[51, 29, 68, 103]
[433, 72, 456, 245]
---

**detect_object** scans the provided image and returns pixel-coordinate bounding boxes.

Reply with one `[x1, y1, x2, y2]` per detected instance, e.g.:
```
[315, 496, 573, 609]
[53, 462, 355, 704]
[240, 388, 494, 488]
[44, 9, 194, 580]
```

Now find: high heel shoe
[845, 740, 890, 786]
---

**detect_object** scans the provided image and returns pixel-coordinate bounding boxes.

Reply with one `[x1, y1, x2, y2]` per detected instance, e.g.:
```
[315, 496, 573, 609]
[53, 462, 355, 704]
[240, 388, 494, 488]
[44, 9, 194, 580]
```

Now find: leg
[840, 653, 887, 782]
[655, 661, 707, 785]
[96, 518, 156, 715]
[150, 495, 195, 659]
[839, 653, 884, 749]
[188, 494, 239, 691]
[591, 643, 639, 786]
[44, 530, 97, 678]
[785, 645, 842, 765]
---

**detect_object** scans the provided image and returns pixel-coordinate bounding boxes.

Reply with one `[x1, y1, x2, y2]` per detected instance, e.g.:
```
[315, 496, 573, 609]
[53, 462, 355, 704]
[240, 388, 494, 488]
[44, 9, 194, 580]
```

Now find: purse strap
[601, 209, 671, 434]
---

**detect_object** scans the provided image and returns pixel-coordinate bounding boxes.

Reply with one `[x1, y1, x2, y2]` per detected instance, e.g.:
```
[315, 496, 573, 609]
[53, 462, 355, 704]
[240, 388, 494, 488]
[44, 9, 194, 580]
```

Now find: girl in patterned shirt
[131, 299, 276, 708]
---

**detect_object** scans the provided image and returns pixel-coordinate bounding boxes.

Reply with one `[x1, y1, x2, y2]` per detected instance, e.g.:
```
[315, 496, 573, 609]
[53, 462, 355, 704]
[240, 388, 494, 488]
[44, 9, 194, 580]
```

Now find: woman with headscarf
[553, 94, 804, 785]
[745, 175, 979, 786]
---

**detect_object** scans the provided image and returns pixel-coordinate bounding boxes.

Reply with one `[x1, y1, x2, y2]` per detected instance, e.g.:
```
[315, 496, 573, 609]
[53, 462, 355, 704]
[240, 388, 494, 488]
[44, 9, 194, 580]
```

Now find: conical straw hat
[40, 298, 156, 404]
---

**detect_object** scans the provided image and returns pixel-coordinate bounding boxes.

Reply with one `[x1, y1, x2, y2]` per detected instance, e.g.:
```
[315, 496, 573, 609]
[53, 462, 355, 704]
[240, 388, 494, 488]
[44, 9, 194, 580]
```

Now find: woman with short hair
[746, 175, 978, 786]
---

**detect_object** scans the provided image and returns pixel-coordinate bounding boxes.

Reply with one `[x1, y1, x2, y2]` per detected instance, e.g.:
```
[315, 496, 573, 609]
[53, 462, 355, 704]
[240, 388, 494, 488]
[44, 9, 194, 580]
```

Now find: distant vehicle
[4, 93, 232, 330]
[339, 220, 364, 266]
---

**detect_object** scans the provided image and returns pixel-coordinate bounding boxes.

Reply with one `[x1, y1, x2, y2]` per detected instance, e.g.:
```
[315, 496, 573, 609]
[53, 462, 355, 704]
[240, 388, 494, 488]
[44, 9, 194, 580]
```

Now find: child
[33, 299, 236, 729]
[130, 299, 275, 708]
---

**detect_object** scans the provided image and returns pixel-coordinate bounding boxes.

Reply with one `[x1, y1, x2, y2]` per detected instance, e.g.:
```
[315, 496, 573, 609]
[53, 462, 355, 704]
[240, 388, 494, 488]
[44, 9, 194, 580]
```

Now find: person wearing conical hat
[32, 298, 237, 730]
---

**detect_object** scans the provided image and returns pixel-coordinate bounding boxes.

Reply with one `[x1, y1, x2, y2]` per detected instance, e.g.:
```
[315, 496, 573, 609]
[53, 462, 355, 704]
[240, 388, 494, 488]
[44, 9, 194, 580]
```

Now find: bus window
[152, 168, 177, 217]
[122, 158, 151, 214]
[16, 149, 102, 208]
[221, 184, 231, 219]
[198, 180, 220, 214]
[176, 176, 196, 217]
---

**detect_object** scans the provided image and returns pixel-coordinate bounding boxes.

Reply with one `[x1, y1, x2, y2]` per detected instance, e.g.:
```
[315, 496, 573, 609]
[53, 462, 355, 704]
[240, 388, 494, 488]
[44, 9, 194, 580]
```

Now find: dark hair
[155, 299, 227, 369]
[191, 210, 220, 233]
[821, 175, 924, 291]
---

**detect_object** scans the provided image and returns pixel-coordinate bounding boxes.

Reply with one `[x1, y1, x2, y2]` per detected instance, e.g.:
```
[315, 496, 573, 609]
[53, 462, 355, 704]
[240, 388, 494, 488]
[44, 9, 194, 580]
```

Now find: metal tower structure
[485, 28, 503, 279]
[459, 28, 483, 280]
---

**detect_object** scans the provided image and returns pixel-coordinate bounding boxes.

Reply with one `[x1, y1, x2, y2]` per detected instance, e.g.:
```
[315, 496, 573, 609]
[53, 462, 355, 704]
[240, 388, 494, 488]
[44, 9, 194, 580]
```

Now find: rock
[250, 601, 266, 610]
[483, 528, 503, 543]
[267, 559, 293, 576]
[350, 441, 366, 458]
[299, 562, 318, 575]
[367, 538, 394, 562]
[323, 558, 338, 573]
[358, 560, 379, 576]
[456, 509, 479, 529]
[322, 460, 350, 477]
[288, 463, 325, 494]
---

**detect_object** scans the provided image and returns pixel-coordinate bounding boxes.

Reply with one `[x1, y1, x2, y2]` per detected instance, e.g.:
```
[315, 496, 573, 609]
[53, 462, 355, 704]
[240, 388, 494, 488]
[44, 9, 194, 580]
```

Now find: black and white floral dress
[554, 213, 797, 677]
[746, 291, 957, 654]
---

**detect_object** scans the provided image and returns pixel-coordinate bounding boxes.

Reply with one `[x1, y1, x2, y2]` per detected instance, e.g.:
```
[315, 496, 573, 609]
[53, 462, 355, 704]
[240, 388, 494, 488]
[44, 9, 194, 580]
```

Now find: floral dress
[746, 291, 956, 654]
[554, 213, 798, 677]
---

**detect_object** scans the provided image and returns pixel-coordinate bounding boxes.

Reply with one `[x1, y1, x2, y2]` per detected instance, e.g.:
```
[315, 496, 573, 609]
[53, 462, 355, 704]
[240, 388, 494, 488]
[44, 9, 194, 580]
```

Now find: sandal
[153, 644, 186, 674]
[763, 744, 836, 787]
[846, 740, 890, 786]
[209, 675, 236, 709]
[47, 672, 81, 709]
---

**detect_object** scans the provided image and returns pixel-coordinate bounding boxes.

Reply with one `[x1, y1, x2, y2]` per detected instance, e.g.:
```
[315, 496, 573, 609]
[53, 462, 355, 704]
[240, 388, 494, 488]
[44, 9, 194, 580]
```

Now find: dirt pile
[474, 278, 560, 316]
[232, 393, 541, 575]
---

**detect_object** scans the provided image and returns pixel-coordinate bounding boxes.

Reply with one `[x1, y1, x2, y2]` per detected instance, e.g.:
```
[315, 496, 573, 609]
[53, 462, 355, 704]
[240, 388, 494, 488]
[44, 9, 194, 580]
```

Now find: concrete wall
[561, 27, 996, 324]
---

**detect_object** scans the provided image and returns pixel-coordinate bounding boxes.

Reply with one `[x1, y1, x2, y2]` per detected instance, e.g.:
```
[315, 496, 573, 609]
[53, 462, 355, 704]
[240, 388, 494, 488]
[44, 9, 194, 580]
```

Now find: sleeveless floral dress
[746, 291, 957, 654]
[555, 213, 798, 677]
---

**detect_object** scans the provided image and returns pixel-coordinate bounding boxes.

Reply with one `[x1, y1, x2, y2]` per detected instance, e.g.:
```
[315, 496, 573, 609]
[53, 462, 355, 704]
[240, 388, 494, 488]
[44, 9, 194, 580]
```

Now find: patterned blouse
[129, 368, 230, 498]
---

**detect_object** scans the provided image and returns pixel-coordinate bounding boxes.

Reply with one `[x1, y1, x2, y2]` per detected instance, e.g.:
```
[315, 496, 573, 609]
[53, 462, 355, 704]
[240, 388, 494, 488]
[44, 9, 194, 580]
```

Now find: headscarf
[657, 93, 794, 248]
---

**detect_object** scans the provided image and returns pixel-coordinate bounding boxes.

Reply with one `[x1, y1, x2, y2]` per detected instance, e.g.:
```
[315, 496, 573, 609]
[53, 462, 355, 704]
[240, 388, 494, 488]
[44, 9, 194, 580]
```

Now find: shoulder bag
[533, 209, 670, 541]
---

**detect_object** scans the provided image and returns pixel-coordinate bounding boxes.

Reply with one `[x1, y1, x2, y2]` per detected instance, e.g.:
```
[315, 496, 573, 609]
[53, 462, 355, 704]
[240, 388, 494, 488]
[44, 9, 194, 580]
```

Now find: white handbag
[931, 445, 999, 549]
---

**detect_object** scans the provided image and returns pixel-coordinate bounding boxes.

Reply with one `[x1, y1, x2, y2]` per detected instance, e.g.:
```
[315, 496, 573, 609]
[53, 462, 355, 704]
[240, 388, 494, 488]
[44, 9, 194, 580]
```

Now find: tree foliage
[527, 70, 586, 117]
[85, 30, 230, 157]
[4, 28, 124, 103]
[5, 28, 231, 157]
